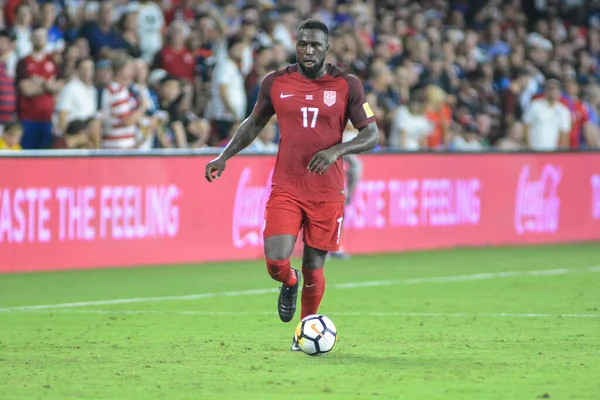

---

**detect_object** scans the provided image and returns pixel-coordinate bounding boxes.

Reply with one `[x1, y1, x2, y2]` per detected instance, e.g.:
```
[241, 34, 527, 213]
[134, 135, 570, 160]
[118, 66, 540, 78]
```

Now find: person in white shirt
[137, 0, 165, 63]
[522, 78, 571, 150]
[55, 58, 100, 148]
[100, 53, 148, 149]
[14, 4, 33, 59]
[208, 36, 247, 144]
[389, 92, 433, 150]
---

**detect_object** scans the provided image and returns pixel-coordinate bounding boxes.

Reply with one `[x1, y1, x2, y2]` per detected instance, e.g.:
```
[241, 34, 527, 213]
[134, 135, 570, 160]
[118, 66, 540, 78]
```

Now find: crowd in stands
[0, 0, 600, 152]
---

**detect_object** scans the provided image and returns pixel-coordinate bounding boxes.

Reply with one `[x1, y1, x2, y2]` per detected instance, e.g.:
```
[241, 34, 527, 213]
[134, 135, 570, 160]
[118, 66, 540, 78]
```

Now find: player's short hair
[297, 19, 329, 41]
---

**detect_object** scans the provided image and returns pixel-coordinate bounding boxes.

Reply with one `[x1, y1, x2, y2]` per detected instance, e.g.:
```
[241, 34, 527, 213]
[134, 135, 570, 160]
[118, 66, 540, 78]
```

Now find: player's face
[296, 29, 329, 79]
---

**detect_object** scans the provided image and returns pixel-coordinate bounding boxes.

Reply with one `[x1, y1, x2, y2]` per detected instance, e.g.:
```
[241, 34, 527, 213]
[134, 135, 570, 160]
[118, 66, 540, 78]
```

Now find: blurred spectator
[420, 53, 458, 94]
[155, 75, 187, 148]
[131, 58, 159, 150]
[270, 40, 290, 69]
[0, 29, 16, 127]
[55, 57, 100, 148]
[245, 45, 273, 116]
[479, 20, 511, 59]
[117, 9, 142, 59]
[165, 0, 196, 27]
[389, 90, 433, 150]
[152, 23, 195, 83]
[53, 119, 92, 149]
[0, 28, 16, 78]
[562, 77, 594, 149]
[14, 3, 33, 58]
[208, 36, 246, 145]
[500, 68, 529, 132]
[257, 11, 294, 54]
[496, 121, 526, 150]
[83, 1, 126, 59]
[137, 0, 164, 63]
[94, 58, 112, 105]
[423, 84, 452, 150]
[3, 0, 21, 28]
[0, 121, 22, 150]
[522, 79, 571, 151]
[39, 2, 64, 56]
[100, 53, 147, 149]
[249, 119, 278, 152]
[239, 15, 259, 77]
[16, 27, 63, 149]
[366, 60, 399, 132]
[184, 114, 211, 148]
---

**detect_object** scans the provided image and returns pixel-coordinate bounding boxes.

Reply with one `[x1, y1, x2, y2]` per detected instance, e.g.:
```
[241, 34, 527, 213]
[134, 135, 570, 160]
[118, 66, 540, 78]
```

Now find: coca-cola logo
[231, 167, 273, 248]
[592, 175, 600, 221]
[514, 164, 561, 235]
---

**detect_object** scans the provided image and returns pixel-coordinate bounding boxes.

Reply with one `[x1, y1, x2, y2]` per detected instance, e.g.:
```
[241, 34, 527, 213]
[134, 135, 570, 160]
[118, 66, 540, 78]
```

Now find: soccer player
[205, 19, 379, 350]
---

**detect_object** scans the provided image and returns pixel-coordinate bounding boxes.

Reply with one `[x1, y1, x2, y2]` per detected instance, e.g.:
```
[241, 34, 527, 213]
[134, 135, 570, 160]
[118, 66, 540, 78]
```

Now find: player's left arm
[308, 75, 378, 174]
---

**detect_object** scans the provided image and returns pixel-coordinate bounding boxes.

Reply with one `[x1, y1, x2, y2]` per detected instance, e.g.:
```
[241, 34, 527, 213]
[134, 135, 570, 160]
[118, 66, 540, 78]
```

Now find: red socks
[266, 258, 297, 287]
[301, 266, 325, 319]
[266, 260, 325, 318]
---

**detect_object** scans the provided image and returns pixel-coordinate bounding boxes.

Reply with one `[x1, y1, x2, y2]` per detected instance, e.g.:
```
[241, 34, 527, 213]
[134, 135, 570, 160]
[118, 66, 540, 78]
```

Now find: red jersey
[562, 97, 589, 149]
[15, 54, 57, 122]
[156, 47, 195, 82]
[254, 64, 376, 202]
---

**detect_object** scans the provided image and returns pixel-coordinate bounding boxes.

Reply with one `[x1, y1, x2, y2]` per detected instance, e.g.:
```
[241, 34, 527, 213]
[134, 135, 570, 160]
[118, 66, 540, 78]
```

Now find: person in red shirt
[164, 0, 196, 27]
[15, 27, 64, 149]
[562, 77, 591, 149]
[205, 19, 379, 351]
[151, 23, 195, 83]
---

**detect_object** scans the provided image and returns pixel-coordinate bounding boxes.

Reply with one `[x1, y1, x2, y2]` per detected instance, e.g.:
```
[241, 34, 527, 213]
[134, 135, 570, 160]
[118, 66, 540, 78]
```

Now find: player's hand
[205, 157, 226, 182]
[308, 148, 339, 175]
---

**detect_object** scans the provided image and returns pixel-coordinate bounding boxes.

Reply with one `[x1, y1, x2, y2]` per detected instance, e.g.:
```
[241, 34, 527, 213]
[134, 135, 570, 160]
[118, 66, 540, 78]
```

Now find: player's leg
[300, 200, 345, 319]
[300, 244, 328, 318]
[263, 193, 303, 323]
[290, 244, 328, 352]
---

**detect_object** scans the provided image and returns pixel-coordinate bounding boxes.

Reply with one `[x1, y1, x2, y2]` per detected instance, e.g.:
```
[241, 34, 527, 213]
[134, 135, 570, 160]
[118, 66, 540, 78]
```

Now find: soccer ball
[294, 314, 337, 356]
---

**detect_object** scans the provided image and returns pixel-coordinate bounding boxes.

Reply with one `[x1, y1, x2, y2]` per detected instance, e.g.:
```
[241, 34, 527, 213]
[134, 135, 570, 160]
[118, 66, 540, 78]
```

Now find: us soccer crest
[323, 91, 336, 107]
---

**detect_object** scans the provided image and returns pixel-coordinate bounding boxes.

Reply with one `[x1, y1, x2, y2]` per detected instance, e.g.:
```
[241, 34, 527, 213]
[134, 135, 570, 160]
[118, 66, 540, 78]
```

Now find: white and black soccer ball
[294, 314, 337, 356]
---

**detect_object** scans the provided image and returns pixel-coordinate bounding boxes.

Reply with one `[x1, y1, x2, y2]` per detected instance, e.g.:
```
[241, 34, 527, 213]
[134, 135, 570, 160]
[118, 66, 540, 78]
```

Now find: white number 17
[301, 107, 319, 128]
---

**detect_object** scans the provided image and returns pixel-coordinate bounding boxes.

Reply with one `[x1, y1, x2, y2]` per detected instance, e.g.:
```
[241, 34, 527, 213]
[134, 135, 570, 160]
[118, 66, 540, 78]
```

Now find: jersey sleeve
[346, 74, 376, 129]
[252, 71, 277, 120]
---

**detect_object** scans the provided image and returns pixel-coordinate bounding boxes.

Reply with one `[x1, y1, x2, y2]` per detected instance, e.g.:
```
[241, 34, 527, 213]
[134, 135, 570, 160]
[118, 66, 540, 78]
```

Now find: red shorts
[263, 190, 345, 252]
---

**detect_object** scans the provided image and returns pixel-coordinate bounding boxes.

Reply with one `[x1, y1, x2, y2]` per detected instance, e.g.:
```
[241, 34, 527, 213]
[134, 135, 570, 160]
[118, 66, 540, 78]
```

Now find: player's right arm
[205, 72, 276, 183]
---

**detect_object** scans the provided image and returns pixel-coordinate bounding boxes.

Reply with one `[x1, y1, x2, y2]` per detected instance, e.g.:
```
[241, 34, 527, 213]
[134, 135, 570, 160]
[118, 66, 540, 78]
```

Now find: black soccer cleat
[290, 335, 301, 352]
[278, 268, 300, 323]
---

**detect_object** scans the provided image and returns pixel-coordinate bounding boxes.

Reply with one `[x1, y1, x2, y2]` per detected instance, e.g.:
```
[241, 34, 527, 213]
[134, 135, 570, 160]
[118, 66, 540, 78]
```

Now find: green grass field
[1, 243, 599, 400]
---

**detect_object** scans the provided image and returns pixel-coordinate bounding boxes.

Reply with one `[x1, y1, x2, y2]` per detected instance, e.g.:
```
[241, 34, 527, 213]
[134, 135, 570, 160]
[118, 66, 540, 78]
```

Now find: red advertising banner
[0, 153, 599, 273]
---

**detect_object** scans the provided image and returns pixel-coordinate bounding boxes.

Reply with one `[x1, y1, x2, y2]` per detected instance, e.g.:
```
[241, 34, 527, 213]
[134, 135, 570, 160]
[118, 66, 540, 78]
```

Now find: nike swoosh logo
[280, 93, 295, 98]
[310, 323, 332, 344]
[305, 284, 316, 288]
